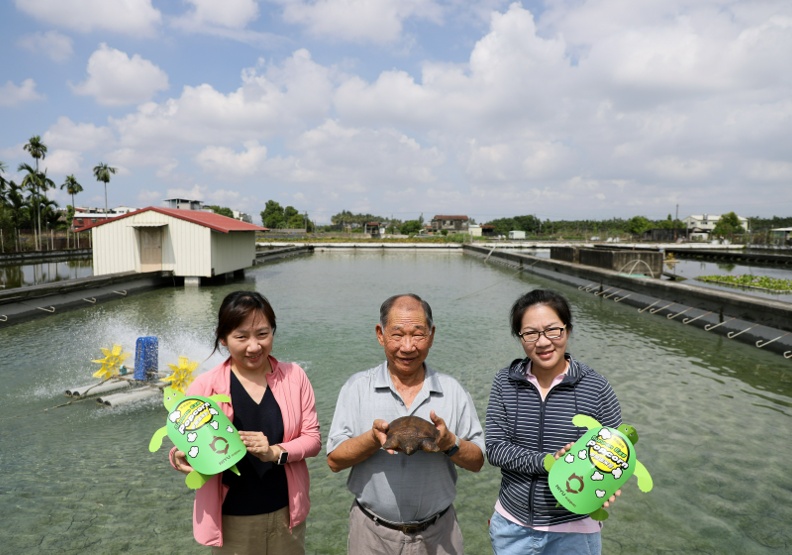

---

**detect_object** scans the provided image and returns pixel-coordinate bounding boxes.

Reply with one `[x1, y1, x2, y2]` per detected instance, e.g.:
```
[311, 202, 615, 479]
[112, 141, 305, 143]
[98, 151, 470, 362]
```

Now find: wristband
[444, 435, 461, 457]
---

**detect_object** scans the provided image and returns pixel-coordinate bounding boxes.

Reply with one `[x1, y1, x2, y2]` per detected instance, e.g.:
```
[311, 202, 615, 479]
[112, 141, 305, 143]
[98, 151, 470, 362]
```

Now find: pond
[0, 256, 93, 290]
[0, 249, 790, 554]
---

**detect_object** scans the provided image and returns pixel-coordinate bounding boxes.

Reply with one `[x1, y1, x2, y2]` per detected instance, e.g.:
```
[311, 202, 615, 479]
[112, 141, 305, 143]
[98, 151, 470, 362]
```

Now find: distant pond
[0, 256, 93, 290]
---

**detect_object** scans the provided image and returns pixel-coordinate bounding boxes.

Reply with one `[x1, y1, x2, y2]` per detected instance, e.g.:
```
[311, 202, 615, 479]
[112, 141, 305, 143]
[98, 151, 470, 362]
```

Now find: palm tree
[93, 162, 117, 215]
[61, 174, 83, 248]
[19, 164, 55, 250]
[23, 136, 47, 250]
[5, 181, 31, 250]
[61, 174, 83, 218]
[0, 160, 8, 204]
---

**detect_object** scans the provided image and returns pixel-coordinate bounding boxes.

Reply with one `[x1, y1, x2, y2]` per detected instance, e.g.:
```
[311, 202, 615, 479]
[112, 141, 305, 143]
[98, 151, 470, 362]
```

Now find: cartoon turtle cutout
[543, 414, 653, 521]
[149, 387, 246, 489]
[382, 416, 441, 455]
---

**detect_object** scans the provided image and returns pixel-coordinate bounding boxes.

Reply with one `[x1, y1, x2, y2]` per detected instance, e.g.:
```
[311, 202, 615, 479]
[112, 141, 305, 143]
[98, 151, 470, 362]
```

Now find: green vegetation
[711, 211, 745, 241]
[260, 200, 314, 231]
[205, 205, 234, 218]
[696, 274, 792, 292]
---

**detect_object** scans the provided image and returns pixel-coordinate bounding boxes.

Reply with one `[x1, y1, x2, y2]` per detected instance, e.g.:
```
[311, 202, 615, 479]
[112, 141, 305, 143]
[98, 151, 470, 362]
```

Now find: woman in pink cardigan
[170, 291, 321, 554]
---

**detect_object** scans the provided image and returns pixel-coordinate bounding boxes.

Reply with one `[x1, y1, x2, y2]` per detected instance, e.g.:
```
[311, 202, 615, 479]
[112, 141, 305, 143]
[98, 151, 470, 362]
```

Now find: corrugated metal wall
[211, 232, 256, 275]
[92, 219, 138, 275]
[91, 211, 256, 278]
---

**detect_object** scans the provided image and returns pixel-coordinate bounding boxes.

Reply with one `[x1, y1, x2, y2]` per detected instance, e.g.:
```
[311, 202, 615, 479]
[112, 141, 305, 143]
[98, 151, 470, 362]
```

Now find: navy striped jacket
[485, 355, 622, 526]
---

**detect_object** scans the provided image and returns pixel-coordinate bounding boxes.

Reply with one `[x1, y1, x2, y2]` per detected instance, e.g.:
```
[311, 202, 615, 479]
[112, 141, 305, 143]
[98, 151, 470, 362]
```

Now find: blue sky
[1, 0, 790, 225]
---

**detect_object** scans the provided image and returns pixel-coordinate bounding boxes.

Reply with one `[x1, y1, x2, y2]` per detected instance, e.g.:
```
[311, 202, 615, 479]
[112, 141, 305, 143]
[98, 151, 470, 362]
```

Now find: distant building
[508, 230, 526, 240]
[232, 210, 253, 223]
[72, 207, 136, 232]
[683, 214, 749, 240]
[770, 227, 792, 246]
[364, 222, 385, 238]
[164, 198, 204, 211]
[81, 206, 264, 283]
[430, 215, 470, 233]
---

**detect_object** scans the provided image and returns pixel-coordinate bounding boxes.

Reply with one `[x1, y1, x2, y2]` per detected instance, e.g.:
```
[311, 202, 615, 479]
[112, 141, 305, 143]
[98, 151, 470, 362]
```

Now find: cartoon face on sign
[544, 414, 653, 521]
[149, 388, 246, 489]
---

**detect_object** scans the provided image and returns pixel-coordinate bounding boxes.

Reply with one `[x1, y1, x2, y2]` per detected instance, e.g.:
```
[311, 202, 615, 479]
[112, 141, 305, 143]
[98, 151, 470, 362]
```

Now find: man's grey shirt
[327, 361, 485, 523]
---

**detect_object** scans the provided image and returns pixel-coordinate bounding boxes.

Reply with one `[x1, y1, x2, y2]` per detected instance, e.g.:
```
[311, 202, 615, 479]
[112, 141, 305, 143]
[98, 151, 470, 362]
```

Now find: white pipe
[97, 388, 161, 407]
[65, 380, 132, 397]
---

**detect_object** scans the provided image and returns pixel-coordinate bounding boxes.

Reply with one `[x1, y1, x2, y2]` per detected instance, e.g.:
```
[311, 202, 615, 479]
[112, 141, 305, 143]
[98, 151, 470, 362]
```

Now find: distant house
[770, 227, 792, 246]
[364, 222, 385, 238]
[164, 198, 204, 211]
[480, 224, 496, 237]
[508, 230, 526, 240]
[81, 206, 265, 283]
[430, 215, 469, 233]
[682, 214, 749, 240]
[232, 210, 253, 223]
[72, 207, 136, 232]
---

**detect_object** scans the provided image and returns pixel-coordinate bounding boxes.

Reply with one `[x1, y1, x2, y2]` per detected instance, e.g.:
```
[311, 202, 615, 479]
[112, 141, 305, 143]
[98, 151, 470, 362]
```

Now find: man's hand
[372, 419, 392, 452]
[429, 410, 456, 452]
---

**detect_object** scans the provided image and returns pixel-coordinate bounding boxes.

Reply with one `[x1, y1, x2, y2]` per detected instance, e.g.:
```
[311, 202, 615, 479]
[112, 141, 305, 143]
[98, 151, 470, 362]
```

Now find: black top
[222, 371, 289, 515]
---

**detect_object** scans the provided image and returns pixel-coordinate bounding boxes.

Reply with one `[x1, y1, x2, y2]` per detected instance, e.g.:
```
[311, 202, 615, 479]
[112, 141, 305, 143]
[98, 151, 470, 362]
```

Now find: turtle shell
[382, 416, 441, 455]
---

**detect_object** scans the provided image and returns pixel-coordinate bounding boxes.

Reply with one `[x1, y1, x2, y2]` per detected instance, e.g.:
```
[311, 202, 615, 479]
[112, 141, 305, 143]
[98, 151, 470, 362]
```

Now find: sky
[1, 0, 790, 225]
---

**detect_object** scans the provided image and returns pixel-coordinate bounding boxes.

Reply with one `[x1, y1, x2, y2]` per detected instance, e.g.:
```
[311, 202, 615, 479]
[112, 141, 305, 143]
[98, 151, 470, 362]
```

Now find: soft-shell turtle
[382, 416, 441, 455]
[543, 414, 654, 521]
[149, 387, 245, 489]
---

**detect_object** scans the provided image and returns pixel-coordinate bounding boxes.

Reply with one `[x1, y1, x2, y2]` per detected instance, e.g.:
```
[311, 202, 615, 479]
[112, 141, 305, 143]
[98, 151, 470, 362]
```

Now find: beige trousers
[348, 502, 464, 555]
[212, 506, 306, 555]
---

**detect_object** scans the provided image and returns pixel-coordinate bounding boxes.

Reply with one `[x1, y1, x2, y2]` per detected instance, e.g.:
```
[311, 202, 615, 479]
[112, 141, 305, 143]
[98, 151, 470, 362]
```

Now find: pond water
[1, 250, 790, 554]
[0, 256, 93, 290]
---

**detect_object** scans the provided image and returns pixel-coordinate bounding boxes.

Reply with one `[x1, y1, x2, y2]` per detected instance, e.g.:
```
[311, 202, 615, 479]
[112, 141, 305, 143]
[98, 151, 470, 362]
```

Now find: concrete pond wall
[464, 244, 792, 359]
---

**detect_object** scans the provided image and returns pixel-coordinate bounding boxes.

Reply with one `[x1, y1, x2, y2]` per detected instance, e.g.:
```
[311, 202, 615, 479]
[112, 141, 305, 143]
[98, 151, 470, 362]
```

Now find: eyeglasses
[517, 326, 566, 343]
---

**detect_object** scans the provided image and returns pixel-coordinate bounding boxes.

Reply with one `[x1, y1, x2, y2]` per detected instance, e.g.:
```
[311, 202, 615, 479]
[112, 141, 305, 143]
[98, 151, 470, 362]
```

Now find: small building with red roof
[81, 206, 266, 281]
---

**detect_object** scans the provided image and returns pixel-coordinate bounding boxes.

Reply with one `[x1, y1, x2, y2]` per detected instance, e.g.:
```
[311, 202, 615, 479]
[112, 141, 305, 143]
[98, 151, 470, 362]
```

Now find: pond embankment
[463, 244, 792, 358]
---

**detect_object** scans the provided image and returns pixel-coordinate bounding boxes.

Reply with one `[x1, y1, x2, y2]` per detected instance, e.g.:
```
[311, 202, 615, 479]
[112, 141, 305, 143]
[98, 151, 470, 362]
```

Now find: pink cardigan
[170, 356, 321, 547]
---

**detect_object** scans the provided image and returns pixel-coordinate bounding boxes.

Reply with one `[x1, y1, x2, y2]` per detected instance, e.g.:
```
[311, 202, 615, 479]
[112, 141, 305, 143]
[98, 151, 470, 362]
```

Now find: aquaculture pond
[1, 249, 790, 554]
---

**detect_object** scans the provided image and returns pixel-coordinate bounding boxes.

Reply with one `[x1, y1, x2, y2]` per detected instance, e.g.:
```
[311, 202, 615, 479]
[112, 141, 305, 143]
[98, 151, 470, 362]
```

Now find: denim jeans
[489, 511, 602, 555]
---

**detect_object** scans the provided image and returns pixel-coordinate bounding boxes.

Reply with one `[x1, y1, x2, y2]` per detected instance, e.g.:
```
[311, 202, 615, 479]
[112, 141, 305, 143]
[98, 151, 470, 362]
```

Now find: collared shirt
[327, 361, 485, 523]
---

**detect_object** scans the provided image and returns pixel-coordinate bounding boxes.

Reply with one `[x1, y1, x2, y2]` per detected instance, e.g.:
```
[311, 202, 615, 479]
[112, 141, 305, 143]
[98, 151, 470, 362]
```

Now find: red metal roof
[80, 206, 267, 233]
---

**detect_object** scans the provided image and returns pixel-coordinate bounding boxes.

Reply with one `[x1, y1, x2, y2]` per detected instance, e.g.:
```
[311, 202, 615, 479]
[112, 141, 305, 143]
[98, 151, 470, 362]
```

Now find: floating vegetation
[695, 274, 792, 293]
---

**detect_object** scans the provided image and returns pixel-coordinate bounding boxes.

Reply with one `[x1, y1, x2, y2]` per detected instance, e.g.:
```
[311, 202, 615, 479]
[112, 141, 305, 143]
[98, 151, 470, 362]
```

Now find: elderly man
[327, 293, 485, 555]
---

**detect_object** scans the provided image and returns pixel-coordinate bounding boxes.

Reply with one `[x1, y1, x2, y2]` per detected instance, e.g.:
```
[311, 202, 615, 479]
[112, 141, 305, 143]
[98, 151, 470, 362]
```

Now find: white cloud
[177, 0, 259, 29]
[40, 150, 82, 176]
[196, 142, 269, 177]
[71, 44, 169, 106]
[17, 31, 74, 62]
[0, 79, 44, 107]
[44, 117, 114, 152]
[4, 1, 791, 222]
[14, 0, 161, 35]
[110, 50, 332, 150]
[280, 0, 444, 44]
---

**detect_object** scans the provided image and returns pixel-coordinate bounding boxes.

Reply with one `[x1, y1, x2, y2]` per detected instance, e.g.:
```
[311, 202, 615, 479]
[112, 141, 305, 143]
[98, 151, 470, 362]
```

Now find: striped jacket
[485, 354, 622, 526]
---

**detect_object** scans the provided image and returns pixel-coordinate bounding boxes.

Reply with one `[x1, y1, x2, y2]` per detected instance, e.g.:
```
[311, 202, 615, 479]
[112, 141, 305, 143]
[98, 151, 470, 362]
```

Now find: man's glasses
[517, 326, 566, 343]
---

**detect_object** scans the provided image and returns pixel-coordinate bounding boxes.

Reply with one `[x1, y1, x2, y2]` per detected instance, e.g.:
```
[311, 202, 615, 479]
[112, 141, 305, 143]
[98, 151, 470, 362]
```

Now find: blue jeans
[489, 511, 602, 555]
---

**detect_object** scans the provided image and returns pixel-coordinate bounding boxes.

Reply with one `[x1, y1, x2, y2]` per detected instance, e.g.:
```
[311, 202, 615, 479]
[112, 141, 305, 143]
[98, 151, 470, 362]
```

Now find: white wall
[211, 232, 256, 276]
[92, 211, 255, 277]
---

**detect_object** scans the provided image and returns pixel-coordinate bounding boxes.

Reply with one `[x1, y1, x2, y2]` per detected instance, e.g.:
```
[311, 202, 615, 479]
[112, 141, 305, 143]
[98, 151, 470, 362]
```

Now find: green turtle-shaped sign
[149, 387, 246, 489]
[543, 414, 653, 521]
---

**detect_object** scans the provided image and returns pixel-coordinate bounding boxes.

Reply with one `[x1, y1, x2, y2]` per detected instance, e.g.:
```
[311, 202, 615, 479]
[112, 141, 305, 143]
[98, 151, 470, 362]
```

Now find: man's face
[376, 297, 435, 377]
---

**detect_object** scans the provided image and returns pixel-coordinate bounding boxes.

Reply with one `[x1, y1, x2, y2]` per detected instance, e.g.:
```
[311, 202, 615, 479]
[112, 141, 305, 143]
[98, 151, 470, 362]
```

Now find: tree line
[0, 135, 117, 251]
